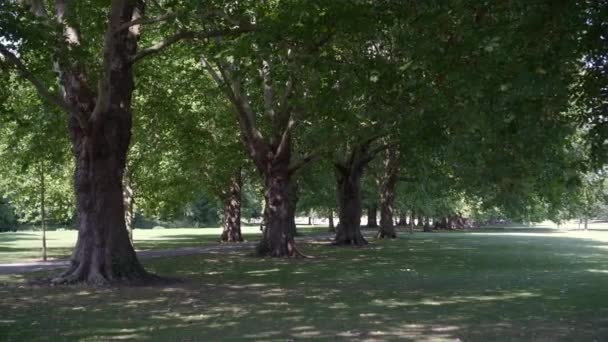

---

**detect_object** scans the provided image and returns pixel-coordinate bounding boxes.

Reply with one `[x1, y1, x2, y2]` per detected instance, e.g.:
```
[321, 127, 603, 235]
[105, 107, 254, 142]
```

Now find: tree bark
[51, 1, 150, 285]
[328, 211, 335, 232]
[367, 204, 378, 228]
[417, 213, 424, 227]
[123, 169, 135, 244]
[287, 180, 299, 237]
[335, 166, 367, 245]
[221, 171, 243, 242]
[377, 147, 399, 239]
[256, 163, 299, 256]
[423, 216, 433, 232]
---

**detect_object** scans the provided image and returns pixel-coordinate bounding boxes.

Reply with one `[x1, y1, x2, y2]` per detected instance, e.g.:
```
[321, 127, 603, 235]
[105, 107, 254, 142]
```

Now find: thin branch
[200, 54, 235, 102]
[131, 25, 256, 64]
[275, 117, 295, 159]
[113, 12, 176, 34]
[289, 150, 320, 174]
[0, 46, 74, 114]
[260, 59, 275, 119]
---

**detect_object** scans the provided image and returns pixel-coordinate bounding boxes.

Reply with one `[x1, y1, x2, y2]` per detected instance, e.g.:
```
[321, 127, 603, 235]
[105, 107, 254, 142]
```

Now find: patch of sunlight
[292, 330, 322, 337]
[122, 297, 167, 308]
[336, 331, 358, 337]
[244, 331, 282, 338]
[371, 291, 538, 308]
[587, 269, 608, 274]
[246, 268, 280, 275]
[432, 326, 460, 332]
[161, 287, 189, 293]
[359, 313, 378, 317]
[70, 306, 86, 311]
[291, 326, 316, 331]
[329, 302, 349, 309]
[205, 271, 223, 275]
[0, 320, 16, 324]
[591, 245, 608, 251]
[209, 305, 247, 314]
[227, 283, 269, 289]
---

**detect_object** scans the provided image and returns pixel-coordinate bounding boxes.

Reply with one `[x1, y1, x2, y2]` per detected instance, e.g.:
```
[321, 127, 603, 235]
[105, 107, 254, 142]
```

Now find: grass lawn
[0, 225, 330, 264]
[0, 226, 270, 264]
[2, 230, 608, 340]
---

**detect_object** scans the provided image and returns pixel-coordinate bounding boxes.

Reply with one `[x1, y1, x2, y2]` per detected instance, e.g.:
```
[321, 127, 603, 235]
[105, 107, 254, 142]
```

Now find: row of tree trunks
[221, 171, 243, 242]
[377, 147, 399, 239]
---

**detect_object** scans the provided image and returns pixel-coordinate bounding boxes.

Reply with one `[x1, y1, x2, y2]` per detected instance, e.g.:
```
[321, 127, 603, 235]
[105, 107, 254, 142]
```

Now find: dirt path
[0, 233, 336, 275]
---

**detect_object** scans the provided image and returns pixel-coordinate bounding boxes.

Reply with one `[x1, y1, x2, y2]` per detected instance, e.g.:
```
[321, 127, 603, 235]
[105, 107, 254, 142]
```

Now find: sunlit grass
[2, 230, 608, 340]
[0, 225, 330, 264]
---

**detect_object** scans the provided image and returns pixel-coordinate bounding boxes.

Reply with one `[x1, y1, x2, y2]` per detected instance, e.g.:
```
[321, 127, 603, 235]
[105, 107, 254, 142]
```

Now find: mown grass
[0, 225, 330, 264]
[1, 230, 608, 340]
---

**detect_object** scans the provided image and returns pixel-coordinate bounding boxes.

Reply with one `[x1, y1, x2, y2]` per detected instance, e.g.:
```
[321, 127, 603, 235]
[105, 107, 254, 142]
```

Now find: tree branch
[0, 45, 74, 114]
[289, 150, 320, 174]
[260, 59, 276, 119]
[131, 25, 256, 64]
[113, 12, 176, 34]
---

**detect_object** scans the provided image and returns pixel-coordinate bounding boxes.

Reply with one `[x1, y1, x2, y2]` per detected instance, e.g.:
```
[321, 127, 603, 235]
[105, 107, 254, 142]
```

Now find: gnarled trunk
[335, 167, 367, 245]
[257, 163, 299, 256]
[52, 1, 149, 285]
[221, 171, 243, 242]
[56, 111, 147, 285]
[377, 147, 399, 239]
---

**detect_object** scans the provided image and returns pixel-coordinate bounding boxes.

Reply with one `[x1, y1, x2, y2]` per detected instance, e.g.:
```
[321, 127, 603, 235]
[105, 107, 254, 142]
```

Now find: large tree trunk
[287, 181, 299, 237]
[335, 166, 367, 246]
[257, 164, 299, 256]
[377, 147, 399, 239]
[221, 171, 243, 242]
[52, 1, 149, 285]
[366, 204, 378, 228]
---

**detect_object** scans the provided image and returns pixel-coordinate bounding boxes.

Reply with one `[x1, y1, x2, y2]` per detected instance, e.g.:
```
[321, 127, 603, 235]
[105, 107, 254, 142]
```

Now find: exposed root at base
[49, 264, 165, 287]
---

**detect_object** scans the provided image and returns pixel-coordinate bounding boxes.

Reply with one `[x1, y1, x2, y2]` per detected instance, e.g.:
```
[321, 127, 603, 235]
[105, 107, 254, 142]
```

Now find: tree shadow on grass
[2, 232, 608, 340]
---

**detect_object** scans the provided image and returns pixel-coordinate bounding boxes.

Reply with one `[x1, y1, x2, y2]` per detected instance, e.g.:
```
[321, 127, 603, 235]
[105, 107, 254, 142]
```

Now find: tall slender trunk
[335, 167, 367, 245]
[52, 1, 149, 285]
[39, 165, 47, 261]
[423, 216, 432, 232]
[417, 213, 424, 227]
[377, 147, 399, 239]
[221, 170, 243, 242]
[367, 204, 378, 228]
[584, 218, 589, 230]
[328, 211, 335, 232]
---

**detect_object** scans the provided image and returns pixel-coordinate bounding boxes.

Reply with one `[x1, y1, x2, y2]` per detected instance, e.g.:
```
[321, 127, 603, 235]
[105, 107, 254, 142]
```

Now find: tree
[0, 0, 251, 284]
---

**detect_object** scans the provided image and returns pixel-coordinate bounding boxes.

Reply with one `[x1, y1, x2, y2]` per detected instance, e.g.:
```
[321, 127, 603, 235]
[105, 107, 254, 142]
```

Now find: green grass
[0, 225, 329, 264]
[2, 230, 608, 340]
